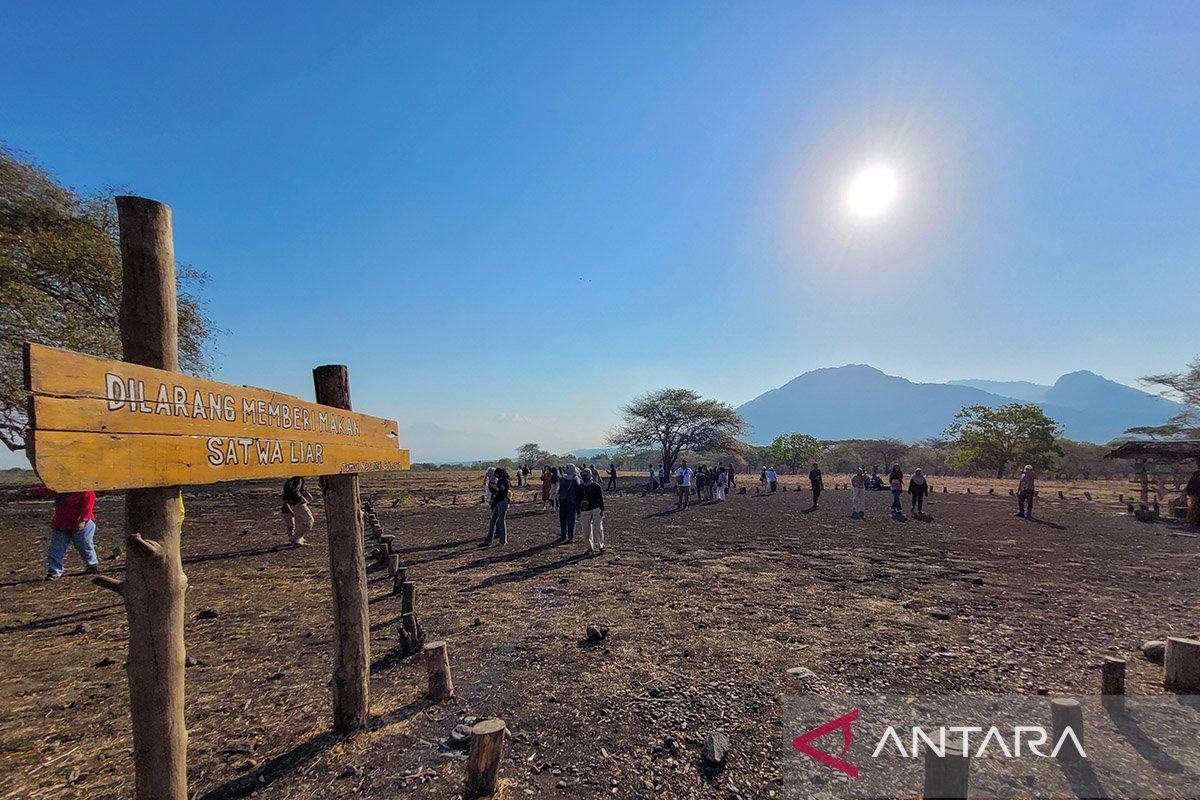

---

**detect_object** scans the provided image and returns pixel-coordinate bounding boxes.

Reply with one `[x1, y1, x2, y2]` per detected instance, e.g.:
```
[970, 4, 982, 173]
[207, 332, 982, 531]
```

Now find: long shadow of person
[1105, 700, 1186, 774]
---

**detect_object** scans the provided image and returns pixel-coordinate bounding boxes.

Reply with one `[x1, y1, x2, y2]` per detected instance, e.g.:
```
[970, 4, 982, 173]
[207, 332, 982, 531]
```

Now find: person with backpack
[715, 466, 729, 501]
[282, 476, 314, 546]
[45, 491, 101, 580]
[1016, 465, 1037, 518]
[483, 467, 511, 546]
[578, 468, 606, 554]
[908, 468, 929, 514]
[607, 464, 618, 490]
[675, 459, 694, 509]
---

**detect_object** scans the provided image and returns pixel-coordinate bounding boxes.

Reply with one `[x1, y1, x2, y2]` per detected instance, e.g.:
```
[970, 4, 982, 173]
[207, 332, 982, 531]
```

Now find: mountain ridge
[736, 364, 1181, 445]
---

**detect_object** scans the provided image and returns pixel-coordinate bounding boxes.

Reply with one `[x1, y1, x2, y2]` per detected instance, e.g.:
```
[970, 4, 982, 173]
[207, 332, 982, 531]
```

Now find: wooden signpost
[23, 196, 410, 800]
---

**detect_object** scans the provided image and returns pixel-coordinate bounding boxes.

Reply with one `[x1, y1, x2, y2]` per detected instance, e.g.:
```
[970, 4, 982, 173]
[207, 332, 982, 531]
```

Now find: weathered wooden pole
[314, 365, 371, 732]
[116, 196, 189, 799]
[922, 744, 969, 800]
[422, 640, 455, 701]
[1164, 637, 1200, 691]
[464, 718, 508, 799]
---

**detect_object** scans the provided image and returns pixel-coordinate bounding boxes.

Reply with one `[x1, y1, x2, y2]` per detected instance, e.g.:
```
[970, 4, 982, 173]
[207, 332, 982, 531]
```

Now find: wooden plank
[33, 430, 410, 492]
[26, 344, 399, 448]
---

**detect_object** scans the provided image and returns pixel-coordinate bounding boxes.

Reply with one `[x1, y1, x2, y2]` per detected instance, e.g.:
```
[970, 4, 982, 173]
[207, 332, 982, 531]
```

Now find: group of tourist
[35, 464, 1200, 582]
[483, 463, 608, 554]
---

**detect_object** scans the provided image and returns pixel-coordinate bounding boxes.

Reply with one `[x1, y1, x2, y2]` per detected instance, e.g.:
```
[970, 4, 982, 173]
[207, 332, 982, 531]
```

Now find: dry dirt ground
[1, 473, 1198, 799]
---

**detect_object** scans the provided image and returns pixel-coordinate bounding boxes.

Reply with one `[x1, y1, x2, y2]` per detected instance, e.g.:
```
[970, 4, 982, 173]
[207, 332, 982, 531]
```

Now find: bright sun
[845, 164, 899, 218]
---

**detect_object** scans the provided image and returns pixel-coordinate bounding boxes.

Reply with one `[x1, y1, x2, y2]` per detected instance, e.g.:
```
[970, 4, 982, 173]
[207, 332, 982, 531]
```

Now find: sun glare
[845, 164, 899, 218]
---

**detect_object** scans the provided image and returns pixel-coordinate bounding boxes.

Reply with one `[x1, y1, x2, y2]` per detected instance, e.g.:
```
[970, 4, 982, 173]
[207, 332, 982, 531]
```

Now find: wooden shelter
[1105, 439, 1200, 510]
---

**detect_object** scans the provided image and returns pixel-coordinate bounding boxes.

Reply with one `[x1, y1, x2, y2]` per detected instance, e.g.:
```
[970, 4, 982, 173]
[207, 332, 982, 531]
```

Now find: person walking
[45, 490, 100, 579]
[558, 464, 581, 543]
[767, 467, 778, 494]
[282, 475, 314, 546]
[759, 467, 769, 494]
[483, 467, 511, 546]
[1016, 465, 1036, 518]
[657, 465, 666, 494]
[1185, 469, 1200, 527]
[850, 468, 867, 519]
[716, 466, 729, 501]
[675, 459, 694, 509]
[908, 468, 929, 514]
[888, 464, 904, 514]
[808, 463, 824, 508]
[540, 466, 554, 511]
[648, 463, 658, 491]
[578, 468, 606, 554]
[607, 463, 618, 490]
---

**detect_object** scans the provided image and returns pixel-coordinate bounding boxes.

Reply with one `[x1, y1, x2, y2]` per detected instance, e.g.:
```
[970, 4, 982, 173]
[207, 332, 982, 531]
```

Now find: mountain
[947, 379, 1050, 403]
[736, 365, 1182, 445]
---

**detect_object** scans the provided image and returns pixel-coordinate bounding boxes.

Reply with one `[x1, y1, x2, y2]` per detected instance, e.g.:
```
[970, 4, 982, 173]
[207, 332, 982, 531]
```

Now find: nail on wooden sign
[25, 343, 410, 491]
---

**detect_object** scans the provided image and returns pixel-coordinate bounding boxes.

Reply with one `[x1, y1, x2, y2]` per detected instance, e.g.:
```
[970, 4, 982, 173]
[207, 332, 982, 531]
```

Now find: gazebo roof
[1105, 439, 1200, 462]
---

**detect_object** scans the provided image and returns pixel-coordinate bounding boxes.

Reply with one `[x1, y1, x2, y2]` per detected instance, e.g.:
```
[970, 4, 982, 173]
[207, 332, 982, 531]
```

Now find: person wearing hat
[1016, 465, 1036, 518]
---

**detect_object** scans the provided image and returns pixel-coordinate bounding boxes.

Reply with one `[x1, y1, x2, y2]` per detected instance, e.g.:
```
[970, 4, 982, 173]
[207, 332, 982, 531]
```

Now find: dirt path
[1, 479, 1197, 798]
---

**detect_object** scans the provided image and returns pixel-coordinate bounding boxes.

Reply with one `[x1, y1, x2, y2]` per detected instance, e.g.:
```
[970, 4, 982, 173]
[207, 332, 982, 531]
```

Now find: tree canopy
[0, 146, 218, 452]
[1132, 357, 1200, 438]
[766, 433, 823, 474]
[944, 403, 1063, 478]
[607, 388, 745, 474]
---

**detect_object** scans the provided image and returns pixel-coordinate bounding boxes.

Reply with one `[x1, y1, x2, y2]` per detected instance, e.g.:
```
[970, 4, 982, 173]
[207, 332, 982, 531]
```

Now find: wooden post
[392, 568, 407, 595]
[388, 553, 401, 577]
[1101, 657, 1126, 698]
[401, 581, 416, 616]
[313, 365, 371, 732]
[464, 718, 508, 799]
[1050, 698, 1084, 763]
[422, 640, 454, 701]
[115, 196, 189, 800]
[1164, 637, 1200, 691]
[922, 744, 969, 799]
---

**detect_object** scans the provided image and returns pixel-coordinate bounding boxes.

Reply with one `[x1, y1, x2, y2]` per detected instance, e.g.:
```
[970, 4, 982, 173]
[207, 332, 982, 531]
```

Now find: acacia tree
[0, 146, 217, 453]
[944, 403, 1063, 478]
[767, 433, 823, 474]
[607, 388, 745, 475]
[1132, 357, 1200, 438]
[515, 443, 553, 466]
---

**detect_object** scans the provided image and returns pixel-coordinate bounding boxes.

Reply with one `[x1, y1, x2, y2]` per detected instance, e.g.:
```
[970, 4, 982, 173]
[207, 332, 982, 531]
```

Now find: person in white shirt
[850, 468, 867, 519]
[767, 467, 778, 493]
[716, 466, 729, 501]
[675, 459, 694, 509]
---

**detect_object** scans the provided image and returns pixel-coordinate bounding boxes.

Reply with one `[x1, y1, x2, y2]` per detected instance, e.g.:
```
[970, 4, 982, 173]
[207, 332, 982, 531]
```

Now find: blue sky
[3, 2, 1198, 464]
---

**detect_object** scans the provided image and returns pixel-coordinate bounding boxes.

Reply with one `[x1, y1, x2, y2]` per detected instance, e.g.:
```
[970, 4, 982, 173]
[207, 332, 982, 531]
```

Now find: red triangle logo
[791, 708, 859, 778]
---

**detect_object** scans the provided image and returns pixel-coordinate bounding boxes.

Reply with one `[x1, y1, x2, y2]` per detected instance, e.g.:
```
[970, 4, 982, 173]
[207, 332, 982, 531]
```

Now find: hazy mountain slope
[947, 379, 1050, 403]
[737, 365, 1182, 444]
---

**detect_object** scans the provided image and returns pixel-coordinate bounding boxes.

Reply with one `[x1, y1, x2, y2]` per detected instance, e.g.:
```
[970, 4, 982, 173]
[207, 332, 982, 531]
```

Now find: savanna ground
[1, 471, 1197, 799]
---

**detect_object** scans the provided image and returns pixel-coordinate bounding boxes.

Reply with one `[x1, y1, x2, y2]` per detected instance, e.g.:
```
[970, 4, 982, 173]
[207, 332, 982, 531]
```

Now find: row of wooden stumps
[922, 642, 1200, 799]
[361, 501, 509, 798]
[363, 500, 426, 656]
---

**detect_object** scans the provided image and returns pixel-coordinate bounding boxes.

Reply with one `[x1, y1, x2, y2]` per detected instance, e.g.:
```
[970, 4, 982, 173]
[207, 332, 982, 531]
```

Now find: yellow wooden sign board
[25, 343, 410, 491]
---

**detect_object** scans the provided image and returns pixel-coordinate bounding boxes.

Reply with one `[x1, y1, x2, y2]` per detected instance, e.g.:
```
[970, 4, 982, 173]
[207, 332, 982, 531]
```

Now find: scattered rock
[702, 731, 730, 764]
[1141, 640, 1166, 664]
[93, 656, 117, 668]
[338, 766, 363, 780]
[73, 623, 90, 635]
[586, 624, 609, 643]
[185, 654, 200, 668]
[786, 667, 818, 680]
[195, 608, 221, 620]
[447, 724, 473, 750]
[930, 610, 952, 621]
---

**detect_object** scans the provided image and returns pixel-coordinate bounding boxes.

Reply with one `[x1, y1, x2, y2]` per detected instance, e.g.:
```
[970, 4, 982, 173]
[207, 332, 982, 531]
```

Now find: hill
[737, 365, 1181, 444]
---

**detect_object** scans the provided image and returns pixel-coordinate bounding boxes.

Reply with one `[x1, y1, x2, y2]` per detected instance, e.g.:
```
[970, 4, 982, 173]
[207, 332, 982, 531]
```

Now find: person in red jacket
[46, 491, 100, 579]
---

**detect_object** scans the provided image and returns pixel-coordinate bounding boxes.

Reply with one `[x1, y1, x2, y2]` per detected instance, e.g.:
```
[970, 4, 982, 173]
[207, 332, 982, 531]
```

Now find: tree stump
[1101, 656, 1126, 695]
[1164, 637, 1200, 691]
[388, 553, 400, 577]
[922, 744, 969, 799]
[392, 568, 407, 595]
[1050, 698, 1084, 763]
[464, 718, 508, 799]
[422, 641, 454, 701]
